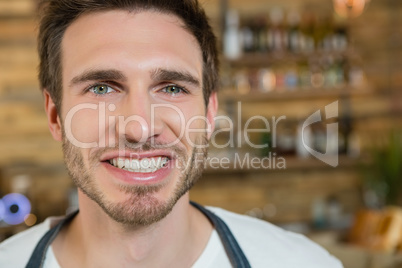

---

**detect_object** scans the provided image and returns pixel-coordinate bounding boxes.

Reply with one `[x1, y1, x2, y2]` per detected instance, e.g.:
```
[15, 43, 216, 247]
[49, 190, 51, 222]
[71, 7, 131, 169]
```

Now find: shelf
[218, 86, 371, 103]
[223, 49, 358, 67]
[203, 155, 361, 174]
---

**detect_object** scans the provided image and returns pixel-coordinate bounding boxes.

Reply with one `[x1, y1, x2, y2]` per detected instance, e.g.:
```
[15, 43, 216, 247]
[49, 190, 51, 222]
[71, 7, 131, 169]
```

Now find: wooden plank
[200, 0, 220, 19]
[203, 156, 360, 174]
[0, 48, 38, 66]
[0, 102, 46, 136]
[228, 0, 329, 13]
[0, 67, 38, 95]
[0, 65, 37, 77]
[0, 101, 42, 117]
[0, 117, 49, 136]
[0, 18, 37, 39]
[0, 136, 63, 165]
[351, 96, 391, 117]
[219, 86, 372, 103]
[193, 167, 362, 223]
[0, 85, 41, 101]
[0, 0, 35, 17]
[0, 47, 39, 98]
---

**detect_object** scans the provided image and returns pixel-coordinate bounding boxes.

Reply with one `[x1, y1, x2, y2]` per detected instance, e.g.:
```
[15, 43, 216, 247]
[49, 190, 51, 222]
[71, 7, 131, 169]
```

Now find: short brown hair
[37, 0, 219, 111]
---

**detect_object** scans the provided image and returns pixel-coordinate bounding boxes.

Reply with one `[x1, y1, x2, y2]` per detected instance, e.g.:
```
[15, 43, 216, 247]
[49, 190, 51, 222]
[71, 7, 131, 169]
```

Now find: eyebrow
[150, 68, 201, 88]
[69, 68, 201, 88]
[69, 69, 127, 87]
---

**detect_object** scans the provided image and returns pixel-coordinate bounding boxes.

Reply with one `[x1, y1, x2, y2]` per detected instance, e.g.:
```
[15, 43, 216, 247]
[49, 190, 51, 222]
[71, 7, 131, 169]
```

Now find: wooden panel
[0, 101, 48, 137]
[228, 0, 332, 13]
[0, 47, 38, 66]
[0, 18, 37, 40]
[0, 0, 399, 225]
[192, 169, 362, 223]
[0, 67, 39, 96]
[0, 0, 35, 17]
[0, 136, 63, 165]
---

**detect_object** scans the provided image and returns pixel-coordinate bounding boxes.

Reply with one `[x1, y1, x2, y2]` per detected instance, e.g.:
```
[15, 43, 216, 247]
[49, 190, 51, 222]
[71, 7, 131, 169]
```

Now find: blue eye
[162, 85, 186, 96]
[90, 84, 115, 95]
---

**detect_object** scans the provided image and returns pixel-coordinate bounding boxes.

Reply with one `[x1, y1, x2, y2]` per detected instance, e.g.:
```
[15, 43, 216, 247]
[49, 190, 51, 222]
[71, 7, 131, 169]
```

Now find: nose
[116, 91, 164, 145]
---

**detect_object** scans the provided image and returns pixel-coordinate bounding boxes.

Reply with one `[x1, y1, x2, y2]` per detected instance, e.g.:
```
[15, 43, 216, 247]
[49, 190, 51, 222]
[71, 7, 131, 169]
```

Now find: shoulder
[207, 206, 343, 268]
[0, 217, 61, 268]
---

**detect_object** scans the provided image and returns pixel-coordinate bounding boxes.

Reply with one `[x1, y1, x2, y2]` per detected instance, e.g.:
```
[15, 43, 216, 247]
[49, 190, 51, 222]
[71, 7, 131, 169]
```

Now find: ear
[206, 92, 218, 140]
[44, 90, 62, 142]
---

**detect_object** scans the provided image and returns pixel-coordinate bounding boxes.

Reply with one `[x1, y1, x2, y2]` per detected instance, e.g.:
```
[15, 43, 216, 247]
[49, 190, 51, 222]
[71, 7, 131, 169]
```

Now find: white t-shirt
[0, 206, 343, 268]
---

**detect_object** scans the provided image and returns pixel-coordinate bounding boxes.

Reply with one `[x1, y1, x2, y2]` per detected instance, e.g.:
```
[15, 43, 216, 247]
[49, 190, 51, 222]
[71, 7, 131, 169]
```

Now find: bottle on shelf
[310, 62, 325, 89]
[299, 11, 315, 53]
[225, 8, 350, 59]
[283, 65, 299, 90]
[310, 120, 331, 155]
[274, 65, 286, 90]
[258, 68, 276, 92]
[349, 64, 366, 88]
[298, 60, 312, 88]
[260, 132, 273, 157]
[338, 114, 352, 155]
[223, 9, 242, 60]
[256, 17, 268, 53]
[323, 56, 339, 88]
[229, 54, 356, 93]
[269, 7, 287, 52]
[296, 119, 313, 158]
[276, 121, 296, 156]
[332, 23, 348, 52]
[234, 70, 251, 94]
[287, 10, 302, 53]
[241, 18, 255, 53]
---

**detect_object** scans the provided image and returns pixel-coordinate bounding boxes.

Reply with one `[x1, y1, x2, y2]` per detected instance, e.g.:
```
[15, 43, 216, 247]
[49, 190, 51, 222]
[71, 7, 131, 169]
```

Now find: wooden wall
[0, 0, 62, 167]
[0, 0, 69, 222]
[192, 0, 402, 223]
[0, 0, 400, 225]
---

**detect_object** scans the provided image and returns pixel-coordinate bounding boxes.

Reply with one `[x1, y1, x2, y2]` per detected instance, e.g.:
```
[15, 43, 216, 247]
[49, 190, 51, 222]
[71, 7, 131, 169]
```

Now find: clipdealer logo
[301, 101, 339, 167]
[62, 101, 341, 169]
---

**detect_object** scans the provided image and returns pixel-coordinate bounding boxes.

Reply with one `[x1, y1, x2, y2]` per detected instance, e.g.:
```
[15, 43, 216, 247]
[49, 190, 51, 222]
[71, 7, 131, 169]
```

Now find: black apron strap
[26, 203, 251, 268]
[25, 211, 78, 268]
[190, 201, 251, 268]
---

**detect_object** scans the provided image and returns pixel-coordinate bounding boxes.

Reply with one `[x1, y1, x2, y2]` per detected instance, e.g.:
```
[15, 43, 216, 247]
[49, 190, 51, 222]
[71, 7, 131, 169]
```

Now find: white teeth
[118, 159, 125, 169]
[141, 158, 150, 169]
[131, 160, 139, 170]
[109, 157, 169, 173]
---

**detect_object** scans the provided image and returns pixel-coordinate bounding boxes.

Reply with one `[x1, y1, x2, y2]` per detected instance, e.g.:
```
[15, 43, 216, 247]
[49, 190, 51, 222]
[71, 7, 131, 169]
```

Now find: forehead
[61, 10, 203, 85]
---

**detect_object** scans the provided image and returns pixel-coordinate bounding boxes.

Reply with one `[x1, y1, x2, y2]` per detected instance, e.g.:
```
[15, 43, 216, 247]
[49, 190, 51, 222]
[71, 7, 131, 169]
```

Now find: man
[0, 0, 342, 267]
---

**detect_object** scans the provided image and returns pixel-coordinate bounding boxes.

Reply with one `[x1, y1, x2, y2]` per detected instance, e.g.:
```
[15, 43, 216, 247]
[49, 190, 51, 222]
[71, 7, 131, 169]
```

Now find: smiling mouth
[107, 156, 170, 173]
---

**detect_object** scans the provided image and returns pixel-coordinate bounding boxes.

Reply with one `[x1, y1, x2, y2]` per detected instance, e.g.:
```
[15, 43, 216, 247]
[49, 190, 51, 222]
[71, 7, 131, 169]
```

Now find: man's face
[47, 10, 217, 226]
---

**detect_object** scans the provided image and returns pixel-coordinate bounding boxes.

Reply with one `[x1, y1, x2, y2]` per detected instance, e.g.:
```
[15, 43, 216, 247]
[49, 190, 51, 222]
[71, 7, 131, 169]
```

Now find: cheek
[154, 103, 206, 145]
[153, 105, 186, 140]
[180, 104, 207, 144]
[63, 106, 101, 144]
[185, 116, 208, 144]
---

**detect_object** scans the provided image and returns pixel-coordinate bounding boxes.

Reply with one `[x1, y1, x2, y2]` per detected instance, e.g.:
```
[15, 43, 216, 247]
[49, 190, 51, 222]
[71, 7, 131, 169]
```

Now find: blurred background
[0, 0, 401, 267]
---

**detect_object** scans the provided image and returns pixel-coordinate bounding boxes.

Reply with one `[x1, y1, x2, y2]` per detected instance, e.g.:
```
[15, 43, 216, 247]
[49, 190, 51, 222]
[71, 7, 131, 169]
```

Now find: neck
[53, 192, 213, 268]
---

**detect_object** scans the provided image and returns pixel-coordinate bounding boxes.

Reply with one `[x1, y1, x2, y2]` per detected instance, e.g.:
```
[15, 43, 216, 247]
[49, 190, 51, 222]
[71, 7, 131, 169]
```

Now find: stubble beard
[62, 132, 208, 227]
